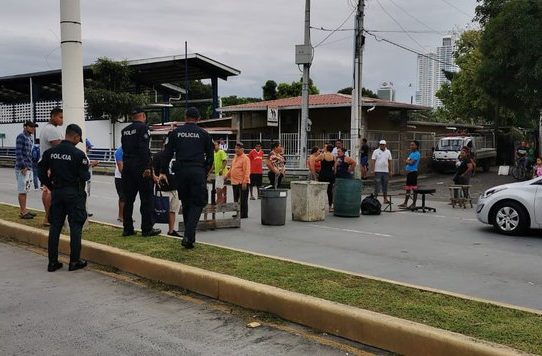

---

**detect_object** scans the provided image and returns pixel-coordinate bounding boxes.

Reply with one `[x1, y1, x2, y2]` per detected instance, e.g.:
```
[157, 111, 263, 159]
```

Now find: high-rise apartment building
[416, 35, 457, 108]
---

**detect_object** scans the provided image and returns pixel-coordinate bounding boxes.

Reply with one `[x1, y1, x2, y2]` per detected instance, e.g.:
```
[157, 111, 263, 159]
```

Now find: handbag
[153, 188, 170, 224]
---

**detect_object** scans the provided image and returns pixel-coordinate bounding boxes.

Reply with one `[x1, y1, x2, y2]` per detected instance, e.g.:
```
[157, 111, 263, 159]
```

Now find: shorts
[114, 178, 125, 201]
[360, 156, 369, 167]
[215, 175, 225, 189]
[15, 169, 33, 194]
[405, 171, 418, 190]
[162, 190, 180, 213]
[250, 173, 263, 187]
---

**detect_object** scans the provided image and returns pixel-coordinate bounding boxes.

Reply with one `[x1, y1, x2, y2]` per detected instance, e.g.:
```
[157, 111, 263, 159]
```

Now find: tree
[85, 57, 148, 123]
[262, 80, 277, 101]
[275, 78, 319, 99]
[435, 30, 496, 124]
[221, 95, 261, 107]
[476, 0, 542, 127]
[337, 87, 378, 98]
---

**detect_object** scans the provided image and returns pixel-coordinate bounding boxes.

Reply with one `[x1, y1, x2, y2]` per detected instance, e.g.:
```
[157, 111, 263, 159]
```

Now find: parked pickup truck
[431, 131, 497, 173]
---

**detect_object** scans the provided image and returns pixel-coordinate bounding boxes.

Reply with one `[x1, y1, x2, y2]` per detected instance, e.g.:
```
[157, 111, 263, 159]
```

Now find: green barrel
[333, 178, 362, 217]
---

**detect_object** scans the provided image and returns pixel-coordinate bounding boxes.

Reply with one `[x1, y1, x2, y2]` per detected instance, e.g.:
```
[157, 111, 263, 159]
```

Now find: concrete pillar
[60, 0, 85, 148]
[211, 76, 219, 118]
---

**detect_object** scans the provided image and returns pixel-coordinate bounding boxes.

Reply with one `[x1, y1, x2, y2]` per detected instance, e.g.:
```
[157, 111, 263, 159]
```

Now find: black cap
[131, 108, 145, 115]
[23, 120, 38, 128]
[66, 124, 83, 142]
[185, 106, 200, 119]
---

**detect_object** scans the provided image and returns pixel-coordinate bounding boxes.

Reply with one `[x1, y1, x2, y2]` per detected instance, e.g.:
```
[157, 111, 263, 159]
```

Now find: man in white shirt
[331, 139, 349, 157]
[371, 139, 393, 204]
[39, 107, 64, 226]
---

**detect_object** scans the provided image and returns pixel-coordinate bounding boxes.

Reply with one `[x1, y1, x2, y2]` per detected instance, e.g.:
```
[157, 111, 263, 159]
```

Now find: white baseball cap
[379, 140, 387, 145]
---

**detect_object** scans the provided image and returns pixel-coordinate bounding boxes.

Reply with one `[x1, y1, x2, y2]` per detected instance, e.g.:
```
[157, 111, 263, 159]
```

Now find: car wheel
[491, 201, 529, 235]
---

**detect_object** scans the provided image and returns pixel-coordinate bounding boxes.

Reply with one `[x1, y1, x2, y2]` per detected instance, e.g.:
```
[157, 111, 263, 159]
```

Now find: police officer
[121, 108, 161, 237]
[38, 124, 90, 272]
[159, 107, 213, 249]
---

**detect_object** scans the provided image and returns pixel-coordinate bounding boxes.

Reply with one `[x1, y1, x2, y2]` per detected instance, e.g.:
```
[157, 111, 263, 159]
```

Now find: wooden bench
[448, 185, 473, 209]
[178, 203, 240, 232]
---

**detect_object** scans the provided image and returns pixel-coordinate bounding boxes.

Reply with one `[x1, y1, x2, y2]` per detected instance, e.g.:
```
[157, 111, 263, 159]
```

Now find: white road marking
[308, 224, 392, 238]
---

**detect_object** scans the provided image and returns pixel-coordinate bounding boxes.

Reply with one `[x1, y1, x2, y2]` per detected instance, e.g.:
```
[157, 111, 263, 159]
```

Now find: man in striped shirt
[15, 120, 38, 219]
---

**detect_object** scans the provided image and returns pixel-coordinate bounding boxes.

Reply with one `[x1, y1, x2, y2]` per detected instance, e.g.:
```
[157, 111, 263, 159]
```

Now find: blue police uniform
[121, 119, 156, 236]
[38, 135, 90, 271]
[161, 119, 213, 247]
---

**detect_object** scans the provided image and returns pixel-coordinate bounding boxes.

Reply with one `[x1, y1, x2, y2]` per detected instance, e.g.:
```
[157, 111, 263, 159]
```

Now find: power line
[437, 0, 472, 18]
[364, 30, 457, 68]
[374, 0, 427, 52]
[313, 7, 356, 48]
[387, 0, 443, 34]
[312, 26, 448, 34]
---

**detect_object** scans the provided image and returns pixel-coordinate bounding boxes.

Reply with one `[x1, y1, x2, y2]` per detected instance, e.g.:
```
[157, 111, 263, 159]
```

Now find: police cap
[66, 124, 83, 142]
[185, 107, 200, 119]
[131, 108, 145, 115]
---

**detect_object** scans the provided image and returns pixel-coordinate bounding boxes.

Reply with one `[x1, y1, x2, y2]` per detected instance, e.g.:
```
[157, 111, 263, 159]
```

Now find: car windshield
[436, 139, 463, 151]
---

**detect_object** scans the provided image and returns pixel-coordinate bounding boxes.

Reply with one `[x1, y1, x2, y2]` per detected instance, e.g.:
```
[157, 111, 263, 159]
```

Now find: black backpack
[361, 194, 382, 215]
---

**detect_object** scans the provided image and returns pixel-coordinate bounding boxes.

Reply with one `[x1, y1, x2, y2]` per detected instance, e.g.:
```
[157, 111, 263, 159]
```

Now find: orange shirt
[229, 153, 251, 185]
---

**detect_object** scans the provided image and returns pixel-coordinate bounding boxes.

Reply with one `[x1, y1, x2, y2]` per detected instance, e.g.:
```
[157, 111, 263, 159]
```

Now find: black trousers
[122, 162, 154, 233]
[268, 172, 284, 189]
[232, 184, 249, 218]
[48, 187, 87, 263]
[176, 165, 208, 244]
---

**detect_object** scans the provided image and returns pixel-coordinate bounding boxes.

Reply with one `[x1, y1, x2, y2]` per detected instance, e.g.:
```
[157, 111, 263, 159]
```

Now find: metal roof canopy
[0, 53, 240, 103]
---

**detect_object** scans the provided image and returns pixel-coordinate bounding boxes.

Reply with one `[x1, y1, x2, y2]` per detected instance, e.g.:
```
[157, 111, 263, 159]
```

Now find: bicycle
[511, 158, 532, 180]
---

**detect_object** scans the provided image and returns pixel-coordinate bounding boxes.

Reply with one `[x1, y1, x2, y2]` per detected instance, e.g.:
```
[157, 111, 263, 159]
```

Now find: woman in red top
[248, 142, 264, 199]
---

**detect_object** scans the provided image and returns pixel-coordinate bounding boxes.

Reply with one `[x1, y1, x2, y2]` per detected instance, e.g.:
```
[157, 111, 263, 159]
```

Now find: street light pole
[350, 0, 365, 171]
[299, 0, 311, 168]
[60, 0, 85, 147]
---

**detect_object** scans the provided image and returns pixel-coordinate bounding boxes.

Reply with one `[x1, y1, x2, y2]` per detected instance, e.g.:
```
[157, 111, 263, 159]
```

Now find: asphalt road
[1, 167, 541, 310]
[0, 242, 361, 356]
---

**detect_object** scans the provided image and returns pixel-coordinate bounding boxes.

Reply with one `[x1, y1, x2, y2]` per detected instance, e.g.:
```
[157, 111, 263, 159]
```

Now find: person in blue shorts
[399, 140, 421, 209]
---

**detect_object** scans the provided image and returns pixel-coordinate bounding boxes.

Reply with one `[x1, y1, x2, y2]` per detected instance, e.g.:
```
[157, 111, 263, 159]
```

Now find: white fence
[0, 100, 89, 124]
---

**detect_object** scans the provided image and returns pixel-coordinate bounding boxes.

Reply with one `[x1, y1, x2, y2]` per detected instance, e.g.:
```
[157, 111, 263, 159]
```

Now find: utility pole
[298, 0, 312, 168]
[350, 0, 365, 172]
[60, 0, 85, 148]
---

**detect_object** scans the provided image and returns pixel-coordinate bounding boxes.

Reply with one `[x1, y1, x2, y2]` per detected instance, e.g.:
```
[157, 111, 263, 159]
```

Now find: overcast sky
[1, 0, 477, 102]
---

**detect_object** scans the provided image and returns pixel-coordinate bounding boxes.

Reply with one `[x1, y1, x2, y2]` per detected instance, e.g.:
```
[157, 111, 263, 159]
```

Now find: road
[1, 167, 542, 310]
[0, 242, 367, 356]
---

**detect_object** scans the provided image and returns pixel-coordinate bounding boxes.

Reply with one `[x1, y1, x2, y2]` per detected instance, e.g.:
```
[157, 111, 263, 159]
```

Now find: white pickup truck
[431, 132, 497, 173]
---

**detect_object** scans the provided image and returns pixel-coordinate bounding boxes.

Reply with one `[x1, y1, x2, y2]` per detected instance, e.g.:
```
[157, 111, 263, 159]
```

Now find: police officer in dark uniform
[121, 108, 161, 237]
[38, 124, 90, 272]
[159, 107, 213, 249]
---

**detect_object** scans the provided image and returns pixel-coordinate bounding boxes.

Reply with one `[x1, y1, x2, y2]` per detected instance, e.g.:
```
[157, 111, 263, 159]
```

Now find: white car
[477, 177, 542, 235]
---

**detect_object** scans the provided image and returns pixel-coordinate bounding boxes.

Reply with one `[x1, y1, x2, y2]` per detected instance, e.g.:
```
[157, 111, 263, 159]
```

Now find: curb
[0, 219, 526, 356]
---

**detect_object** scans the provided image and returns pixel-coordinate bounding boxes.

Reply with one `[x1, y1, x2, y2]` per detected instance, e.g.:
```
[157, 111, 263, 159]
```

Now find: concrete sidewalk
[0, 242, 364, 356]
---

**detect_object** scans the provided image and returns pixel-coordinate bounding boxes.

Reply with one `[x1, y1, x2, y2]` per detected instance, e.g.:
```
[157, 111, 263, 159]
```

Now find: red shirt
[248, 149, 264, 174]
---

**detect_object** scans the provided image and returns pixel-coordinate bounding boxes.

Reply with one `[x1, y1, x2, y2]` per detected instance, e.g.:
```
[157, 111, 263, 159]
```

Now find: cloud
[0, 0, 477, 102]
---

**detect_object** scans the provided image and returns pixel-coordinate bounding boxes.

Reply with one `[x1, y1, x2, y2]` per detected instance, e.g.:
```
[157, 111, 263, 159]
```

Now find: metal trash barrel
[290, 181, 329, 222]
[333, 178, 362, 217]
[261, 189, 288, 225]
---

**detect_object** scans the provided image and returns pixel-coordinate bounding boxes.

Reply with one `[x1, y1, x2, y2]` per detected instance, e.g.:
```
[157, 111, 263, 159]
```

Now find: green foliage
[476, 0, 542, 127]
[262, 80, 278, 101]
[475, 0, 510, 26]
[275, 78, 319, 99]
[337, 86, 378, 98]
[221, 95, 261, 107]
[85, 57, 148, 122]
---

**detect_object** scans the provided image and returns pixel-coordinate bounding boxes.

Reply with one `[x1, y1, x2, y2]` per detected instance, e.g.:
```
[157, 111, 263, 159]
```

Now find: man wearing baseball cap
[371, 139, 393, 204]
[15, 120, 39, 219]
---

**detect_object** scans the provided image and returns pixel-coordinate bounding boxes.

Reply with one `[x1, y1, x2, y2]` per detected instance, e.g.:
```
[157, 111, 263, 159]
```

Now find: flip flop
[19, 212, 34, 219]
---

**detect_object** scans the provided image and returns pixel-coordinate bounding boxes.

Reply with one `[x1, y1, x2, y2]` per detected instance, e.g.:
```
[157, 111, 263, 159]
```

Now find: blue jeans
[374, 172, 389, 195]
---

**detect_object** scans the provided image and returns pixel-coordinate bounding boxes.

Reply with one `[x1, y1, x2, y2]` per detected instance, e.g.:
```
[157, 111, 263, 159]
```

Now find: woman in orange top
[226, 143, 251, 218]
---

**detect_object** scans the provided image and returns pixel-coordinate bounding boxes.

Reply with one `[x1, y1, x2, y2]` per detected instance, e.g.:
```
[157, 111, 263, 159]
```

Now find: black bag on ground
[361, 194, 381, 215]
[153, 188, 170, 224]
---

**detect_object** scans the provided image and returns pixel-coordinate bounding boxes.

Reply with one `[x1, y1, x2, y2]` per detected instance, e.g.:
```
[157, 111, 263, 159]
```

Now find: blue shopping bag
[153, 189, 170, 224]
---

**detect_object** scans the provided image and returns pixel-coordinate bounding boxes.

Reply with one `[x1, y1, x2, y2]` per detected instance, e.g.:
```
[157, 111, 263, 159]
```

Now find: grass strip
[1, 204, 541, 354]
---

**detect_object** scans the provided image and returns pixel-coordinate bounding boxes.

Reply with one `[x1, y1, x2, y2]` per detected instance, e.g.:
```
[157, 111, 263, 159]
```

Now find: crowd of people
[16, 106, 542, 272]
